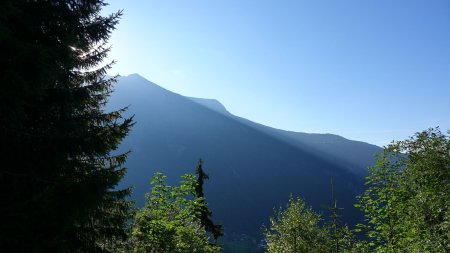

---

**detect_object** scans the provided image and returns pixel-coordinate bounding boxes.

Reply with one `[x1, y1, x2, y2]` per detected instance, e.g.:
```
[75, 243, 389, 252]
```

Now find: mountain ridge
[107, 73, 382, 240]
[120, 74, 377, 148]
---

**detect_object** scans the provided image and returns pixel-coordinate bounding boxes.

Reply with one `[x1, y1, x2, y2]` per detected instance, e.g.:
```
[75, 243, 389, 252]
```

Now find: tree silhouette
[194, 159, 224, 240]
[0, 0, 133, 251]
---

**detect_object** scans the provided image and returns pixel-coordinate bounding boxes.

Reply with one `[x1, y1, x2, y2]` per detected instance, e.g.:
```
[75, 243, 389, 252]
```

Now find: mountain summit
[108, 74, 381, 237]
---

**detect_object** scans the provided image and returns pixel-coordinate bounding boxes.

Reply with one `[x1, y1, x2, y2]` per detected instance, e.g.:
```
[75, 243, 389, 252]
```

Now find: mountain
[189, 97, 380, 176]
[107, 74, 382, 242]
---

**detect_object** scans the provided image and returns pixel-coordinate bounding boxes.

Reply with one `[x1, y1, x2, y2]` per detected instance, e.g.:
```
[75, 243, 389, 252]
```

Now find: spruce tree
[325, 179, 354, 253]
[0, 0, 133, 252]
[194, 159, 223, 240]
[327, 179, 343, 252]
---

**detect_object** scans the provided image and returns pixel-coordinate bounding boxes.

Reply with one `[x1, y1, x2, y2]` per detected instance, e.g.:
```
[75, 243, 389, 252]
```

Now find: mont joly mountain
[108, 74, 381, 237]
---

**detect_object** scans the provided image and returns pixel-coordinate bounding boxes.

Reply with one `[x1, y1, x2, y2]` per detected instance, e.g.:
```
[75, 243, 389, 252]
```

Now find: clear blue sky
[103, 0, 450, 146]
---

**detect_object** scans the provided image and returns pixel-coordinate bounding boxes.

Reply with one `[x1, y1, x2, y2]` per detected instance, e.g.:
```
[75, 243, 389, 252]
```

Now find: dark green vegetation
[0, 0, 133, 251]
[108, 74, 382, 246]
[264, 128, 450, 253]
[194, 160, 224, 240]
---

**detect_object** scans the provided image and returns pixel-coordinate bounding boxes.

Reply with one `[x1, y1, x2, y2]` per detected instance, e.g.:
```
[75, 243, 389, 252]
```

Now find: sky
[102, 0, 450, 146]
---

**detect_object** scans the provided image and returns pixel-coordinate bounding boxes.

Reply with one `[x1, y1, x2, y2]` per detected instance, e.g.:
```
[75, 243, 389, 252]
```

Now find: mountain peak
[119, 73, 154, 84]
[116, 73, 174, 94]
[188, 97, 230, 115]
[123, 73, 144, 78]
[116, 74, 231, 115]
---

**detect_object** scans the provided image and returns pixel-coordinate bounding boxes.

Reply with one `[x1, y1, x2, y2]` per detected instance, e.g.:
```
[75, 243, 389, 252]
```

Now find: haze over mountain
[107, 74, 382, 238]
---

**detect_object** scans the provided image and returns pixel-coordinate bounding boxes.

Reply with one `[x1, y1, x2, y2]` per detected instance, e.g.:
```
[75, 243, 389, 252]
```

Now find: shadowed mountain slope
[107, 74, 382, 236]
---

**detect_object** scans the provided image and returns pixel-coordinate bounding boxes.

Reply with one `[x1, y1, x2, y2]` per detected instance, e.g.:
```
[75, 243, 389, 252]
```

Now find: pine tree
[325, 179, 354, 253]
[194, 159, 224, 240]
[327, 179, 344, 252]
[0, 0, 133, 251]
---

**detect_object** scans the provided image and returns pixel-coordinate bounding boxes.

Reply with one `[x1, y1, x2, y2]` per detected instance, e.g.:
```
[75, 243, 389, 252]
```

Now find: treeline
[264, 128, 450, 253]
[95, 128, 450, 253]
[119, 128, 450, 253]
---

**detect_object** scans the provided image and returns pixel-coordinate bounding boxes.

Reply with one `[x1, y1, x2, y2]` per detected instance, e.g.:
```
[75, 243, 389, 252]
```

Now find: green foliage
[264, 128, 449, 253]
[0, 0, 133, 251]
[264, 197, 330, 253]
[354, 149, 406, 250]
[355, 128, 450, 252]
[128, 172, 221, 253]
[264, 194, 356, 253]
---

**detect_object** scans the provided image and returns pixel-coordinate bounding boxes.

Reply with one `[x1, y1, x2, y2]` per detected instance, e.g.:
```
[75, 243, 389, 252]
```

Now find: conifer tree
[0, 0, 133, 251]
[194, 159, 224, 240]
[325, 179, 354, 253]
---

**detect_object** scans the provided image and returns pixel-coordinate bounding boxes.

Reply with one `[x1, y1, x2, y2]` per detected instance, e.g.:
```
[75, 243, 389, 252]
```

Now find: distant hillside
[189, 96, 380, 176]
[107, 74, 382, 240]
